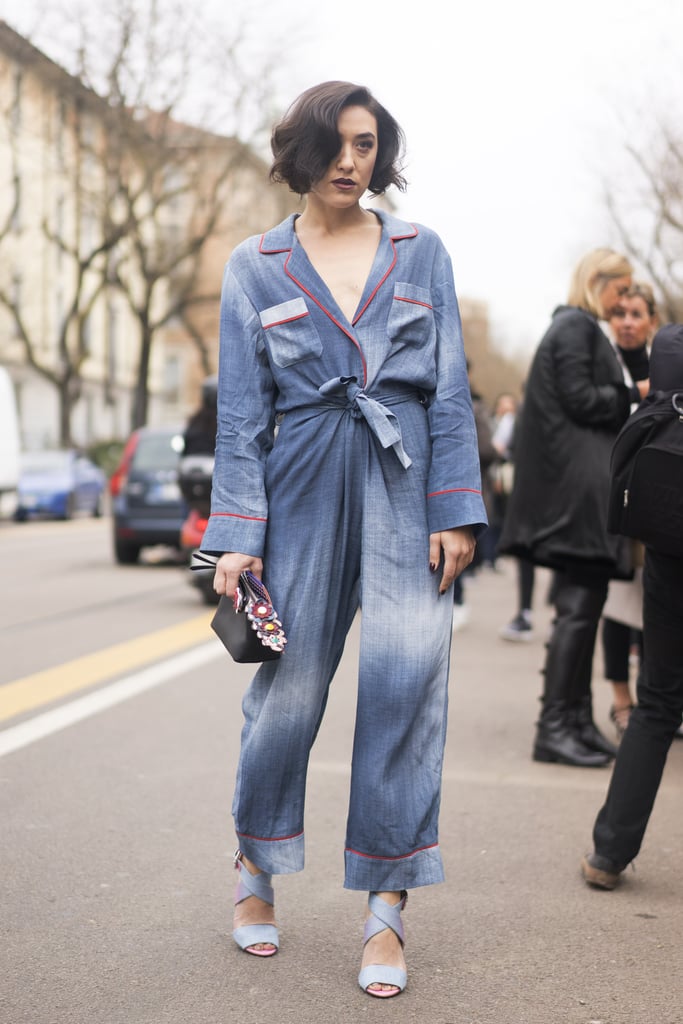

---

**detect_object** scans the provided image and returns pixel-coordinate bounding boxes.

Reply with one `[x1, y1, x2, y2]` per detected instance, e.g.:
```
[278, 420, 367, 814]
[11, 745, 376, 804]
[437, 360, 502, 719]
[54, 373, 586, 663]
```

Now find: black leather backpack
[607, 389, 683, 557]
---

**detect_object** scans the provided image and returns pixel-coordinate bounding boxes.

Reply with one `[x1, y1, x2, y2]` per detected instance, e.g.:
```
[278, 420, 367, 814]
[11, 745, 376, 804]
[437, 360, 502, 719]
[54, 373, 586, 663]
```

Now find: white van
[0, 367, 20, 518]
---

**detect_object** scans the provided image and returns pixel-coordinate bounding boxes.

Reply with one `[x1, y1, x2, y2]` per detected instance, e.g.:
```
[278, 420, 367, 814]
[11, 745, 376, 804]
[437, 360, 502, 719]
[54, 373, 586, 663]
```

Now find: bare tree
[0, 1, 289, 439]
[604, 120, 683, 323]
[51, 0, 284, 429]
[98, 103, 272, 426]
[0, 30, 135, 444]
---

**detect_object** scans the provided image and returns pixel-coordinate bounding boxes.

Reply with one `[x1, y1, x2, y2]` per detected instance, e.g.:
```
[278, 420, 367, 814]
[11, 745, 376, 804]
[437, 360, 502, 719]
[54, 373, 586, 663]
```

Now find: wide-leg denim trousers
[231, 399, 452, 891]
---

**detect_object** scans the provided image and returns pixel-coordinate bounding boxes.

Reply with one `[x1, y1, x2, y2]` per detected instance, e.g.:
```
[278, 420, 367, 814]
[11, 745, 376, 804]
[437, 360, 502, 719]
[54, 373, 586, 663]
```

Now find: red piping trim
[262, 311, 309, 329]
[283, 251, 368, 386]
[345, 842, 438, 861]
[394, 295, 433, 310]
[353, 241, 397, 324]
[391, 223, 419, 240]
[427, 487, 482, 497]
[256, 218, 421, 384]
[258, 232, 291, 255]
[236, 829, 304, 842]
[209, 512, 267, 522]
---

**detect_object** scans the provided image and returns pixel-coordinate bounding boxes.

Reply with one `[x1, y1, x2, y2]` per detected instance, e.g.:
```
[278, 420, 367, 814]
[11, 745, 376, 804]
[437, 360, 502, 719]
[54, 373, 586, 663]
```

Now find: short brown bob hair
[269, 81, 407, 197]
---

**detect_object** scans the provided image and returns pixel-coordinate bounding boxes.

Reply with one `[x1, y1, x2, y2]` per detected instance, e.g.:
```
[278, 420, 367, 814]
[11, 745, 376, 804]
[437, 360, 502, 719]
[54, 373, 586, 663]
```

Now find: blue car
[15, 449, 106, 521]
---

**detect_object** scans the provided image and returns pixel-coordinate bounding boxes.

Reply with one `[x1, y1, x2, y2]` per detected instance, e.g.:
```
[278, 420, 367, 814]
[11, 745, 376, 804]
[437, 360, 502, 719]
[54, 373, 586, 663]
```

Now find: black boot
[533, 704, 611, 767]
[533, 572, 611, 767]
[570, 697, 618, 758]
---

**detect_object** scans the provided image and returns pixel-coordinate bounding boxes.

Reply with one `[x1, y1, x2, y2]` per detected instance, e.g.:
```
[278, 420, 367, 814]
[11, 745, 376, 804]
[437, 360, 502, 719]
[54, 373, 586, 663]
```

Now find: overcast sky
[4, 0, 683, 359]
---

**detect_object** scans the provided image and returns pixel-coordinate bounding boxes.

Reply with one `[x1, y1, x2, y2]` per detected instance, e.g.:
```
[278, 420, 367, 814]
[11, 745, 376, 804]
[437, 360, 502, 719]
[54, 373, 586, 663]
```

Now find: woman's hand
[213, 552, 263, 598]
[429, 528, 476, 595]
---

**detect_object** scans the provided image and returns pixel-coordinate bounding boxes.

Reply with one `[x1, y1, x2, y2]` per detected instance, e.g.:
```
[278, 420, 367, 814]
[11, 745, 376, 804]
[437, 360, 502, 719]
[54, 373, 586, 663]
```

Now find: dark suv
[110, 426, 187, 564]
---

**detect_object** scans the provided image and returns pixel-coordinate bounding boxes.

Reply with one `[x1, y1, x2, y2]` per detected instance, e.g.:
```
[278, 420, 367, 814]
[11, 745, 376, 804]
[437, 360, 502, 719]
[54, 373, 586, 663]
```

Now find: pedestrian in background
[582, 324, 683, 888]
[487, 391, 517, 565]
[495, 391, 539, 643]
[201, 80, 487, 997]
[599, 282, 657, 738]
[467, 364, 501, 573]
[452, 362, 499, 630]
[182, 375, 218, 457]
[499, 248, 647, 767]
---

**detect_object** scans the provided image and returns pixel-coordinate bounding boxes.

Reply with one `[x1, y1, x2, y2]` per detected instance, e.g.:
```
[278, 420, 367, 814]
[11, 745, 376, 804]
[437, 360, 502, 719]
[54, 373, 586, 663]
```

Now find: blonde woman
[500, 248, 644, 767]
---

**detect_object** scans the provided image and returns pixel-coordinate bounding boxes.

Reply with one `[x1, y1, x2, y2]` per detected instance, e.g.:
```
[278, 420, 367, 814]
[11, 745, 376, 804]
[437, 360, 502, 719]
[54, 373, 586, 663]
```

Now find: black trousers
[593, 549, 683, 867]
[540, 568, 609, 716]
[518, 557, 535, 612]
[602, 617, 642, 683]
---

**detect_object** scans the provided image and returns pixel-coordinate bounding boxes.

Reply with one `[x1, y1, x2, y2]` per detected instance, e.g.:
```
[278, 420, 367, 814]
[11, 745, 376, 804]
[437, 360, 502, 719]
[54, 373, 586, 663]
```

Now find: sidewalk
[3, 556, 681, 1024]
[292, 556, 683, 1024]
[426, 558, 682, 1023]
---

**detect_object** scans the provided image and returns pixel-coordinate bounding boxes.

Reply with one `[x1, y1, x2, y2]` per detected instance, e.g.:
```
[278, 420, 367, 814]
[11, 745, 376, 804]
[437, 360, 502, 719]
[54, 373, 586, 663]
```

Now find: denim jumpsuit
[202, 209, 487, 892]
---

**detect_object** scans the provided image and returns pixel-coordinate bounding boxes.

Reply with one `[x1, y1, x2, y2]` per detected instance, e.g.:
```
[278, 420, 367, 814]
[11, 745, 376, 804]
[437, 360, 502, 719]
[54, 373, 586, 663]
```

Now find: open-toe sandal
[232, 850, 279, 957]
[609, 703, 634, 739]
[358, 890, 408, 998]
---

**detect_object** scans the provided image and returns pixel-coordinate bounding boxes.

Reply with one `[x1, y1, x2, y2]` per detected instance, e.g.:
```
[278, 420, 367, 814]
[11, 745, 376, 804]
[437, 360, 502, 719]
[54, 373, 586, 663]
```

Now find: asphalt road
[1, 519, 682, 1024]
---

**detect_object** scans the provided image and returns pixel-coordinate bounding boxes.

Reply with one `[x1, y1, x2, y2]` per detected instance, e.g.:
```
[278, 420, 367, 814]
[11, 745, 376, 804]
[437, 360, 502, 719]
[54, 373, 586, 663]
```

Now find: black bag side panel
[623, 447, 683, 556]
[607, 392, 683, 555]
[607, 413, 661, 534]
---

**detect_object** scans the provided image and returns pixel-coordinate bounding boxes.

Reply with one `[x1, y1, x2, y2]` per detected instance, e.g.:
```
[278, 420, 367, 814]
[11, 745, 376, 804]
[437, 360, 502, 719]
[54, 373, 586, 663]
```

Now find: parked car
[0, 367, 20, 519]
[110, 426, 187, 564]
[14, 449, 106, 521]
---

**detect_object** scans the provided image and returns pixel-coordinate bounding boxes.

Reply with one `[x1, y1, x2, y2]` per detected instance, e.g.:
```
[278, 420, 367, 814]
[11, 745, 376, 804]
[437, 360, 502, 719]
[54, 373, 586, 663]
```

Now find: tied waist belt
[313, 377, 428, 470]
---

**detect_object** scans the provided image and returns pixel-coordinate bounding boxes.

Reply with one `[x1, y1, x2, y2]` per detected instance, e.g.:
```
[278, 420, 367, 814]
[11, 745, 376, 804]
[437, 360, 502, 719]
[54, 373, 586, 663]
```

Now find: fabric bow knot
[318, 376, 413, 469]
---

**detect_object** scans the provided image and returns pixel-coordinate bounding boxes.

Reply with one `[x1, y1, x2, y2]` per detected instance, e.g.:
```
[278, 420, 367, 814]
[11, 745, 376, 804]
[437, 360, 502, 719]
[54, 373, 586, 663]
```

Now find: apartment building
[0, 20, 295, 449]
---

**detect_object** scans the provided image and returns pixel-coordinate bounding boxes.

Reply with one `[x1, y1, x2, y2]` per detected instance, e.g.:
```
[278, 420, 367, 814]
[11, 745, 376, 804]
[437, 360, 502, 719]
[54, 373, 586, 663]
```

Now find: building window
[11, 175, 21, 232]
[163, 354, 181, 403]
[55, 196, 65, 271]
[106, 300, 118, 402]
[56, 100, 67, 164]
[55, 286, 64, 346]
[11, 67, 22, 132]
[11, 273, 22, 335]
[82, 310, 92, 355]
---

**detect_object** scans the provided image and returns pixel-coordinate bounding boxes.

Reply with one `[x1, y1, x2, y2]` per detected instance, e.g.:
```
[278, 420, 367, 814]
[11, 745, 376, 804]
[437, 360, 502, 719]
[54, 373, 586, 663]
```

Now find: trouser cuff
[343, 843, 444, 891]
[235, 830, 304, 875]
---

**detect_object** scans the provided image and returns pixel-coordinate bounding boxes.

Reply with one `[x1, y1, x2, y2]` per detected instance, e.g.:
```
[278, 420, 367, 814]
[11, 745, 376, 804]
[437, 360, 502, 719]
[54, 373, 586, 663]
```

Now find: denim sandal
[358, 890, 408, 997]
[232, 851, 279, 957]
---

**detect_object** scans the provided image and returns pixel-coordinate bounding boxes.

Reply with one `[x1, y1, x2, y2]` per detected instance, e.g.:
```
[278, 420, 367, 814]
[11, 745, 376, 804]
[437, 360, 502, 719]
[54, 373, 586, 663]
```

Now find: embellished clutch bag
[211, 570, 287, 663]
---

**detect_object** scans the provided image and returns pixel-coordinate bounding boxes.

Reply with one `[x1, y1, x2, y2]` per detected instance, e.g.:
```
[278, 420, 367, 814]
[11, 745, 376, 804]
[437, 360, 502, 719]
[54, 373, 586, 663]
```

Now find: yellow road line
[0, 613, 214, 723]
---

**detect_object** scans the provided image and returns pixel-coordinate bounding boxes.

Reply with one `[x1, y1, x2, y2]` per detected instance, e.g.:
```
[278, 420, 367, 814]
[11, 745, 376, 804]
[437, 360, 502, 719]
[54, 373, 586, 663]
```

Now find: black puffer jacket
[499, 305, 632, 573]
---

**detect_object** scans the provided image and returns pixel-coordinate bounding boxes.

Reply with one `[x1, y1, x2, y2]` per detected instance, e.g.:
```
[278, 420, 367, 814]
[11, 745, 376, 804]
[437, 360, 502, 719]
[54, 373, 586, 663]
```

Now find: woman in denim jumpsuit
[201, 81, 486, 997]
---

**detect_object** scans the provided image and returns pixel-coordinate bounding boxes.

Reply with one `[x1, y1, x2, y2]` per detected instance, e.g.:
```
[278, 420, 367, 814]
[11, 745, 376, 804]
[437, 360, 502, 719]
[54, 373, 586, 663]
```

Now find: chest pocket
[259, 298, 323, 368]
[387, 283, 435, 347]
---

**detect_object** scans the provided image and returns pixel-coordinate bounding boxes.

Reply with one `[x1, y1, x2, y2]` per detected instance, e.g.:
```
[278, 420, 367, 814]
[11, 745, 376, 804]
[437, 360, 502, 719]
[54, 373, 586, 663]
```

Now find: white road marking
[0, 641, 223, 758]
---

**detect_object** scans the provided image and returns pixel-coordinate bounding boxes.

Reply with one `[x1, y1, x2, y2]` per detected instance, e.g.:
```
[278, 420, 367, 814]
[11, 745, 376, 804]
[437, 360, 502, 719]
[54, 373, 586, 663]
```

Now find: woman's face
[495, 394, 516, 417]
[598, 275, 632, 319]
[311, 105, 378, 207]
[609, 295, 656, 350]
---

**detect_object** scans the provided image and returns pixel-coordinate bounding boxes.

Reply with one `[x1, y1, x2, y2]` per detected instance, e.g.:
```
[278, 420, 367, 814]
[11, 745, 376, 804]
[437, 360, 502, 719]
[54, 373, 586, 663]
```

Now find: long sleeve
[201, 263, 277, 557]
[425, 247, 488, 535]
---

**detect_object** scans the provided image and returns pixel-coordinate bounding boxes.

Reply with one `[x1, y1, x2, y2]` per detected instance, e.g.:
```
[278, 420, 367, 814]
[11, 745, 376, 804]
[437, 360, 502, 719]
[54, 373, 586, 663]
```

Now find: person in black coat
[499, 247, 647, 767]
[183, 375, 218, 457]
[600, 282, 658, 738]
[581, 323, 683, 887]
